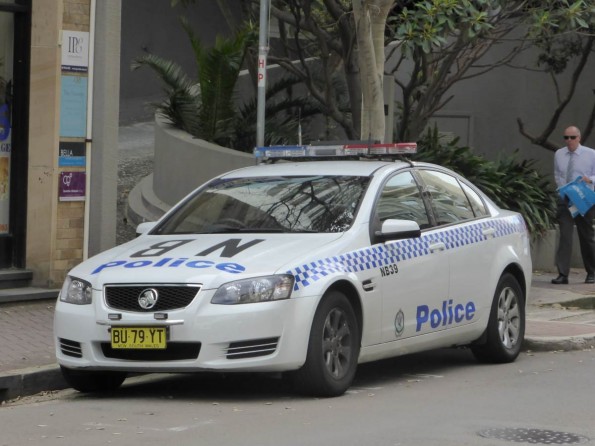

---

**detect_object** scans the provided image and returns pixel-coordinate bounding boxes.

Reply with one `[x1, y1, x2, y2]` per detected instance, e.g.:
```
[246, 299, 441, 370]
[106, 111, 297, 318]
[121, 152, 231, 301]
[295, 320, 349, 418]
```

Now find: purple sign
[59, 171, 86, 201]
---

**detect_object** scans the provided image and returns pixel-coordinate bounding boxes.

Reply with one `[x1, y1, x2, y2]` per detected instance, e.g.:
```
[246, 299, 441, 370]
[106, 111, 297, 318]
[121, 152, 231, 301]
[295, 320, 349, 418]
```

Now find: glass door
[0, 1, 30, 268]
[0, 11, 14, 239]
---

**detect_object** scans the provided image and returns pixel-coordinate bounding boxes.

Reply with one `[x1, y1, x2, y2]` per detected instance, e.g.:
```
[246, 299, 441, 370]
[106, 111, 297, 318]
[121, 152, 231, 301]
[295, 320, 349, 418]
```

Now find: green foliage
[183, 19, 253, 143]
[132, 20, 320, 151]
[412, 128, 557, 237]
[132, 22, 252, 145]
[529, 0, 595, 74]
[391, 0, 496, 54]
[131, 54, 202, 136]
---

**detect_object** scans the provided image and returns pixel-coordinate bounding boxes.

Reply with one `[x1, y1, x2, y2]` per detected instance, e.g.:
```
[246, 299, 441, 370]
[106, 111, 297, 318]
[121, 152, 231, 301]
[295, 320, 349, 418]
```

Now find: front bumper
[54, 287, 317, 373]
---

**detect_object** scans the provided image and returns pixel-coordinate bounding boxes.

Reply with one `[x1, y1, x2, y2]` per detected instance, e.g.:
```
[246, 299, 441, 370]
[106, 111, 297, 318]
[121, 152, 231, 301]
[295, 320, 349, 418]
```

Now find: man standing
[552, 126, 595, 284]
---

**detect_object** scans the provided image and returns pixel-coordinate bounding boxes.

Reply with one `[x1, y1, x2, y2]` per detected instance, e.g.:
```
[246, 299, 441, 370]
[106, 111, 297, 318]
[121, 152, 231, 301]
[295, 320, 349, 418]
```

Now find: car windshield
[153, 175, 371, 234]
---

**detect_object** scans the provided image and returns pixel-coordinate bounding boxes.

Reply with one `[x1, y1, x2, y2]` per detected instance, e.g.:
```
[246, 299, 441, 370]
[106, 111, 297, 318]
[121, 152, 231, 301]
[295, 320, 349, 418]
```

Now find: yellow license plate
[111, 327, 167, 349]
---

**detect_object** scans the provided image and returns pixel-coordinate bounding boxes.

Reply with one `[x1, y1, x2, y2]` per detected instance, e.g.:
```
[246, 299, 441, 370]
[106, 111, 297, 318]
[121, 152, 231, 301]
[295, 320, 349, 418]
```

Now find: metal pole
[256, 0, 269, 148]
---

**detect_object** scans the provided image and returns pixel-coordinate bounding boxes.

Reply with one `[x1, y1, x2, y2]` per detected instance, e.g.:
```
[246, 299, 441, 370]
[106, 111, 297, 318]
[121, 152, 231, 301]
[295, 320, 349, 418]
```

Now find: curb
[0, 365, 67, 403]
[2, 334, 594, 403]
[523, 335, 595, 353]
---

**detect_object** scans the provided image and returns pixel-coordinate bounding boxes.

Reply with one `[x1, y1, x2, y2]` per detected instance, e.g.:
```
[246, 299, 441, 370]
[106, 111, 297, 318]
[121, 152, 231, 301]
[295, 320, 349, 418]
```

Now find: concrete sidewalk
[1, 269, 594, 402]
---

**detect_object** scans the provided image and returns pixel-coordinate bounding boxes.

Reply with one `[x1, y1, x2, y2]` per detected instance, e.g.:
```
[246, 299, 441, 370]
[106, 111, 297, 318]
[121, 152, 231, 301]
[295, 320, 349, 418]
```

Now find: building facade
[1, 1, 593, 294]
[0, 0, 120, 294]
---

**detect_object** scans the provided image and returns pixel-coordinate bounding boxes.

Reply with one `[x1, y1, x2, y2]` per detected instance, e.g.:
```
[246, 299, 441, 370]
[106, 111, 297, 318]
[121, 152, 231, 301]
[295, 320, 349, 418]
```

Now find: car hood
[70, 233, 346, 289]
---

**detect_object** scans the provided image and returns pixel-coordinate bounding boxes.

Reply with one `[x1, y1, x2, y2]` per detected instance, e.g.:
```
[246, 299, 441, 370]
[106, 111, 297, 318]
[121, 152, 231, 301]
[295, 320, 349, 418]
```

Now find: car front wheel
[291, 290, 360, 397]
[471, 273, 525, 363]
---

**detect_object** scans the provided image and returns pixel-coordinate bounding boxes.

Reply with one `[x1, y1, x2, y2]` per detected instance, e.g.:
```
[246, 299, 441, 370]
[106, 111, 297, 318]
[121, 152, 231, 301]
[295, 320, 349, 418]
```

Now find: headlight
[59, 276, 93, 305]
[211, 275, 294, 305]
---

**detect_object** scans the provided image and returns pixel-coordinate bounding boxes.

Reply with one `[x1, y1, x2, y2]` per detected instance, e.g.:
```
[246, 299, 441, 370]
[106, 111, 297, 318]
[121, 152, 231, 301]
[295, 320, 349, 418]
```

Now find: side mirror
[374, 219, 421, 243]
[136, 222, 157, 236]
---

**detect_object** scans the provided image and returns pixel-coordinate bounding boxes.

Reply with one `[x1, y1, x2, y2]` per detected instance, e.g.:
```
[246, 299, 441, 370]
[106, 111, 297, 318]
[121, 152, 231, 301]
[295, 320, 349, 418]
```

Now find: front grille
[105, 285, 200, 312]
[59, 338, 83, 358]
[101, 342, 201, 361]
[226, 337, 279, 360]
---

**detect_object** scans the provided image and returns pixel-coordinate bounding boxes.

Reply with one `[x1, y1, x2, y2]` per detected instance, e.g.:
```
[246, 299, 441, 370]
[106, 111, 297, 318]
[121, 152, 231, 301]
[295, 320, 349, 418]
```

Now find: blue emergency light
[254, 142, 417, 161]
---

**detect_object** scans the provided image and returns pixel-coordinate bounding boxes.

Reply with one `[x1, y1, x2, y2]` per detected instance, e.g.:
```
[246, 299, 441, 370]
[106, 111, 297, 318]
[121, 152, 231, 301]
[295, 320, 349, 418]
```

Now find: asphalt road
[2, 348, 593, 446]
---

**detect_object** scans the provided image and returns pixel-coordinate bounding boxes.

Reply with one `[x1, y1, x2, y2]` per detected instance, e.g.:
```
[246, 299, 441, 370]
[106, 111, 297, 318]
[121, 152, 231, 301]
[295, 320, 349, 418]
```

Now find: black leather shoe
[551, 275, 568, 284]
[585, 274, 594, 284]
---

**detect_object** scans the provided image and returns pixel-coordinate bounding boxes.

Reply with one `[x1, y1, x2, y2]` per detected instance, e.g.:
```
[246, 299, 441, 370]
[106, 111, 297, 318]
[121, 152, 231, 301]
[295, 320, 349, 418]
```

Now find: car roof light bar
[254, 142, 417, 162]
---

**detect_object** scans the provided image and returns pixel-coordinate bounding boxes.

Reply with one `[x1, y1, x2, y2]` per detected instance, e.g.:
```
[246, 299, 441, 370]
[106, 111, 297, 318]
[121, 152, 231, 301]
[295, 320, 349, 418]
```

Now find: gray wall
[420, 46, 595, 180]
[119, 0, 237, 124]
[119, 2, 595, 181]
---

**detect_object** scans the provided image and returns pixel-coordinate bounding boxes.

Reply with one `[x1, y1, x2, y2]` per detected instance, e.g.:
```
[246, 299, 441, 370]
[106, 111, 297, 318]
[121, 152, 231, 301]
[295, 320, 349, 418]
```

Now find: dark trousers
[555, 200, 595, 276]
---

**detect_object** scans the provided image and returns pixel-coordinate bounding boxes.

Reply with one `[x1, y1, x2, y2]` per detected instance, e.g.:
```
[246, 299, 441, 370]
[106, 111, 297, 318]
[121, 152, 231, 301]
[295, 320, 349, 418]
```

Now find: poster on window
[0, 101, 10, 234]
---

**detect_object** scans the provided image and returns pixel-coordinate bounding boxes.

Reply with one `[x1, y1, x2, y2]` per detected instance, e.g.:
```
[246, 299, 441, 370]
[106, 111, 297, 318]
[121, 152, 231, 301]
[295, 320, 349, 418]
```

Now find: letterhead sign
[60, 75, 88, 138]
[59, 171, 86, 201]
[61, 30, 89, 73]
[59, 141, 86, 167]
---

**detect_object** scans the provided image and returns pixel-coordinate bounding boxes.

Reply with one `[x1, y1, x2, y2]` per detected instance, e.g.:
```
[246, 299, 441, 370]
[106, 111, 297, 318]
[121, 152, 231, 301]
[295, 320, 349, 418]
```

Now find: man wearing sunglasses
[552, 126, 595, 284]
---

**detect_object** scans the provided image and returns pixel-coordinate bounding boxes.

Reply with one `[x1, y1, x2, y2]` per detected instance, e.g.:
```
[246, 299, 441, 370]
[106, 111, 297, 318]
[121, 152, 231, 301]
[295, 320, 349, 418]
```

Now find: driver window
[375, 172, 430, 228]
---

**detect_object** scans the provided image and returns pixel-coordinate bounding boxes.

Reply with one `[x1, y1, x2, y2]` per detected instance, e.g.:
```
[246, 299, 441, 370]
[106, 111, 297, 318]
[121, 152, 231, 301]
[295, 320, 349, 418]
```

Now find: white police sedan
[54, 143, 531, 397]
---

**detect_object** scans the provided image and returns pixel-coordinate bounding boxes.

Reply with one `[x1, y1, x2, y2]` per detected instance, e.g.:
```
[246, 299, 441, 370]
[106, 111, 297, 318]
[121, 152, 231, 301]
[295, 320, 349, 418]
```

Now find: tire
[60, 366, 127, 393]
[291, 290, 360, 397]
[471, 273, 525, 363]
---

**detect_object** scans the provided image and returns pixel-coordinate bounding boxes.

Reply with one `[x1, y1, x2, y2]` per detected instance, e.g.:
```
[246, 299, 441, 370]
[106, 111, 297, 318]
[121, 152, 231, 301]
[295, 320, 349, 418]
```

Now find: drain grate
[478, 428, 589, 444]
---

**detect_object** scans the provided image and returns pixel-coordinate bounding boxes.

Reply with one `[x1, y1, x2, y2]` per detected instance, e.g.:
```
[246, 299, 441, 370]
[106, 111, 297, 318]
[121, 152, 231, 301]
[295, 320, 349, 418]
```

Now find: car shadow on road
[72, 348, 480, 402]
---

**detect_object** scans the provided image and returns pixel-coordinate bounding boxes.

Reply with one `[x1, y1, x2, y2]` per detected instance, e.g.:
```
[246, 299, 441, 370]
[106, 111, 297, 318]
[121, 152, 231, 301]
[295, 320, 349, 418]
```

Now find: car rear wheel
[471, 273, 525, 363]
[291, 290, 360, 397]
[60, 366, 127, 393]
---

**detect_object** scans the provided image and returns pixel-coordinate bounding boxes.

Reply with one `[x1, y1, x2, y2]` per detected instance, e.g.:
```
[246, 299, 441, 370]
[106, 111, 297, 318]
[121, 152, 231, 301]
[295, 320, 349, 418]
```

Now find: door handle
[482, 227, 496, 238]
[429, 242, 446, 252]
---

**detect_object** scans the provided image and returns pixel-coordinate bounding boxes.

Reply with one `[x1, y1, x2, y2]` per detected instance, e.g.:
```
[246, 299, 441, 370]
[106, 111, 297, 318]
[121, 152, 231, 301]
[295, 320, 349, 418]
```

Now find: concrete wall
[408, 44, 595, 181]
[152, 114, 253, 205]
[531, 228, 588, 273]
[119, 0, 241, 125]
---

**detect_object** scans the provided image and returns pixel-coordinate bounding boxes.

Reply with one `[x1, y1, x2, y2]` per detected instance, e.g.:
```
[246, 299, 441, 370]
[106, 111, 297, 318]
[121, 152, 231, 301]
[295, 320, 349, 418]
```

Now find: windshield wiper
[197, 226, 289, 234]
[179, 226, 321, 234]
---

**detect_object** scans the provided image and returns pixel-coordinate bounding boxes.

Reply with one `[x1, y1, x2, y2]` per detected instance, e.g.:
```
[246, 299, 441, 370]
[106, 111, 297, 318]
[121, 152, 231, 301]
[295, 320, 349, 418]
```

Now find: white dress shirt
[554, 144, 595, 190]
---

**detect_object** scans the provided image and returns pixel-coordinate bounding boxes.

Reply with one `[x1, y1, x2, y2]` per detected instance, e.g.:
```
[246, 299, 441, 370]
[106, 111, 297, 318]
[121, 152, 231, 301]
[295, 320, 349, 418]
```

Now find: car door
[371, 171, 451, 343]
[416, 169, 496, 329]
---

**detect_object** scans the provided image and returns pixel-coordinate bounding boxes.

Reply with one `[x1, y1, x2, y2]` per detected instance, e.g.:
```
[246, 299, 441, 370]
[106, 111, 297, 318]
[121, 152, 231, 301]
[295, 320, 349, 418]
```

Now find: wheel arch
[471, 263, 527, 347]
[325, 279, 364, 343]
[502, 263, 528, 304]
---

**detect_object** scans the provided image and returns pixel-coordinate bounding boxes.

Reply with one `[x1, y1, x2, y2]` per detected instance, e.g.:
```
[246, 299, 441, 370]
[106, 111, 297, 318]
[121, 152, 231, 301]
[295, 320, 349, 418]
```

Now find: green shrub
[412, 128, 556, 237]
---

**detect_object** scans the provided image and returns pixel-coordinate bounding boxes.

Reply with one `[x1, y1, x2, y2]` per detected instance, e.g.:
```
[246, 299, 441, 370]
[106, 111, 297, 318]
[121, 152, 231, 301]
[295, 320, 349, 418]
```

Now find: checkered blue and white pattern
[288, 215, 525, 291]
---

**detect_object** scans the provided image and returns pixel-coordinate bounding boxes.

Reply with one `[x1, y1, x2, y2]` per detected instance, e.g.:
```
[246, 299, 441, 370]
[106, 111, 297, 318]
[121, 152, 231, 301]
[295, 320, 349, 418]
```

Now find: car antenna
[298, 109, 302, 146]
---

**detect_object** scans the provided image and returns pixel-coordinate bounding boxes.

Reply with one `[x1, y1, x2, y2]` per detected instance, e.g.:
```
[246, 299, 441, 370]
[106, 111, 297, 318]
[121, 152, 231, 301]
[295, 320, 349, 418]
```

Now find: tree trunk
[352, 0, 394, 142]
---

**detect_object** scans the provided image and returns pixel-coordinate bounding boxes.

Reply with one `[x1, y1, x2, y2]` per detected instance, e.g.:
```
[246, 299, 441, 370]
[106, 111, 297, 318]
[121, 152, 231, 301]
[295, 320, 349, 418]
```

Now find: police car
[54, 142, 532, 397]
